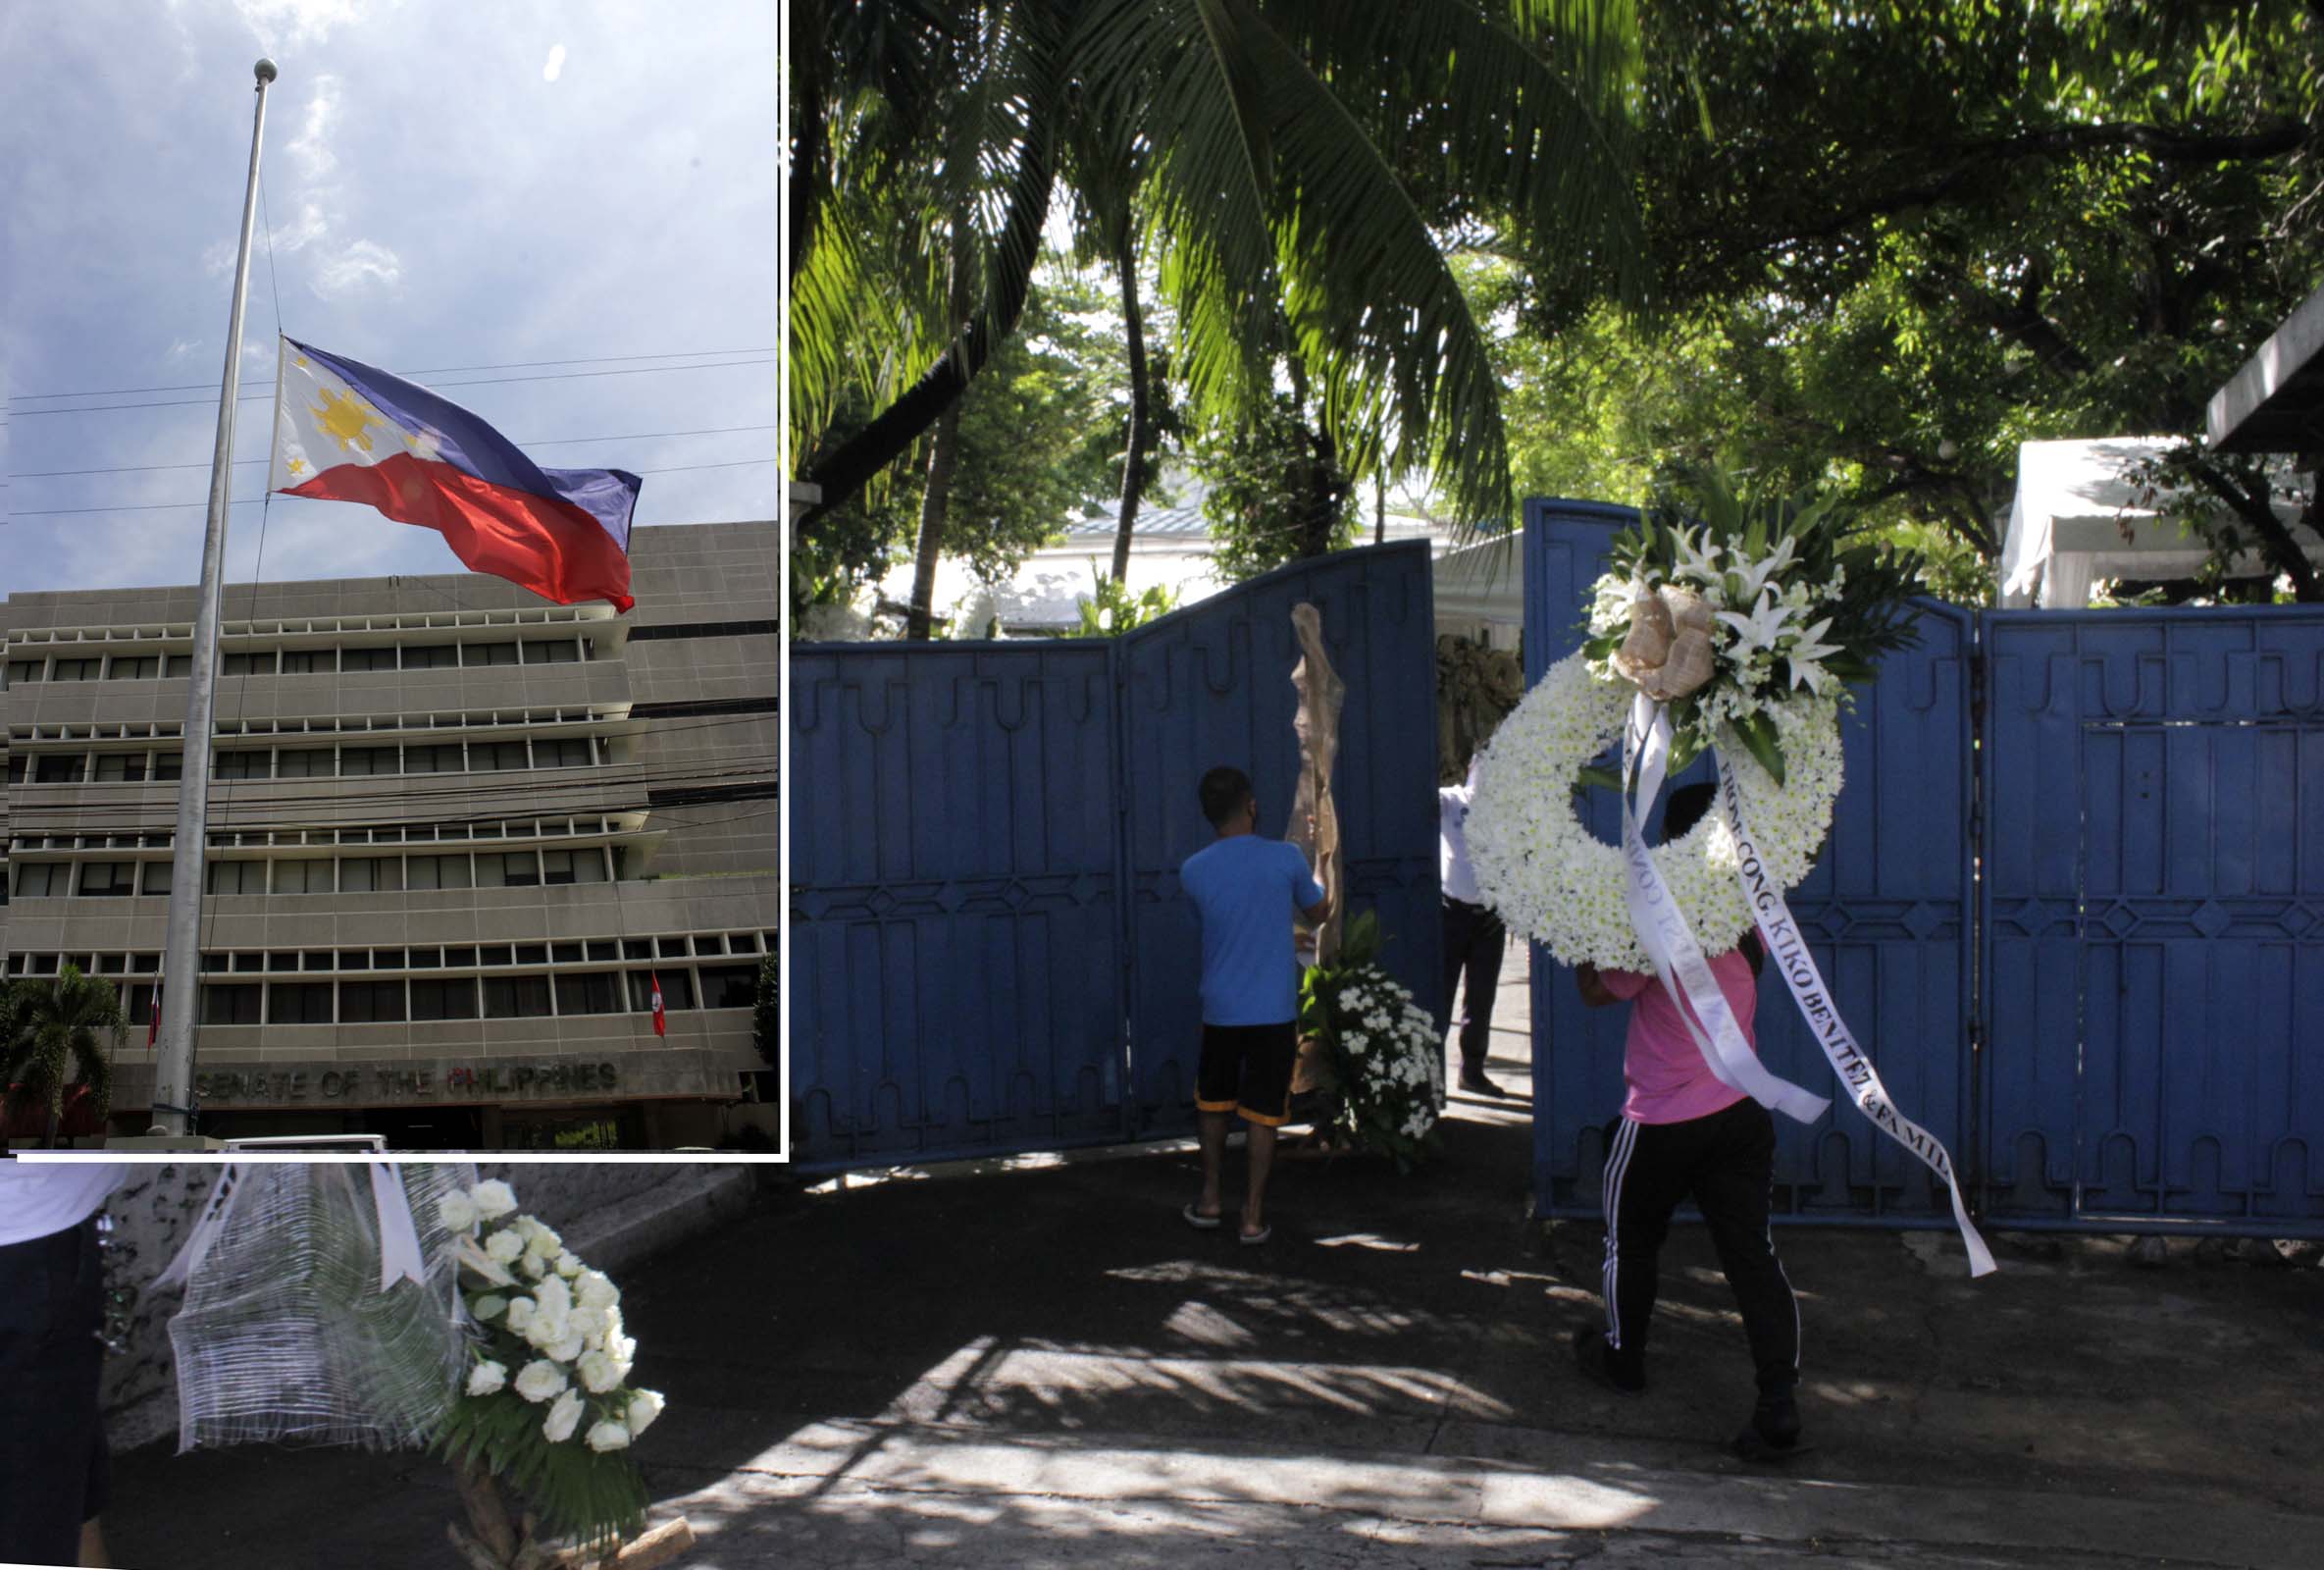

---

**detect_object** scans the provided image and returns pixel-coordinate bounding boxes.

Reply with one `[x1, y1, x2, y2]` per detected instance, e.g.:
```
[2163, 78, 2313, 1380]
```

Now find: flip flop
[1181, 1202, 1223, 1231]
[1238, 1223, 1272, 1245]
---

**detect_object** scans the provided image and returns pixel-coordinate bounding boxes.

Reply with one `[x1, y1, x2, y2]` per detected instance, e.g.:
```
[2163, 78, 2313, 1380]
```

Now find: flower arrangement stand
[448, 1460, 696, 1570]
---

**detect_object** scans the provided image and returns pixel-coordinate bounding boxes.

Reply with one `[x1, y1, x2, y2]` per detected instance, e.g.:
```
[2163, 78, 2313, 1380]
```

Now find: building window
[341, 647, 397, 672]
[214, 751, 271, 780]
[77, 864, 136, 898]
[629, 969, 694, 1012]
[400, 644, 458, 669]
[522, 639, 579, 664]
[405, 744, 464, 774]
[14, 864, 65, 898]
[139, 863, 174, 896]
[166, 654, 193, 677]
[221, 651, 277, 676]
[276, 748, 334, 777]
[339, 979, 408, 1023]
[5, 660, 43, 684]
[405, 854, 474, 890]
[273, 859, 333, 894]
[699, 965, 759, 1009]
[339, 747, 402, 776]
[108, 655, 161, 680]
[200, 983, 262, 1025]
[471, 741, 531, 772]
[555, 973, 623, 1016]
[339, 857, 404, 893]
[153, 753, 184, 781]
[411, 977, 479, 1020]
[33, 756, 87, 784]
[93, 754, 149, 783]
[536, 738, 597, 769]
[280, 650, 330, 674]
[464, 641, 520, 666]
[51, 658, 101, 681]
[475, 851, 539, 888]
[269, 982, 335, 1024]
[205, 861, 265, 895]
[483, 975, 553, 1019]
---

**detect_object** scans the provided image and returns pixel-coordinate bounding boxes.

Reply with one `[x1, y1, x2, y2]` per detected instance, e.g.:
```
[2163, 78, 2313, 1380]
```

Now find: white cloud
[272, 200, 331, 252]
[231, 0, 369, 52]
[288, 76, 338, 180]
[167, 338, 200, 360]
[312, 238, 401, 296]
[542, 44, 566, 83]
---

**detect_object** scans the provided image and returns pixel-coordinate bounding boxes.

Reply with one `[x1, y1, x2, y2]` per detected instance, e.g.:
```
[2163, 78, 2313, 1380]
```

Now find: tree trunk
[799, 114, 1057, 535]
[906, 401, 965, 641]
[786, 2, 826, 286]
[1109, 236, 1150, 585]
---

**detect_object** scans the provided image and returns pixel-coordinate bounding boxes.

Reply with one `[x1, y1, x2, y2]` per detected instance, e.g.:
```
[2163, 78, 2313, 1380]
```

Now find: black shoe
[1571, 1328, 1645, 1395]
[1732, 1392, 1811, 1461]
[1458, 1070, 1512, 1099]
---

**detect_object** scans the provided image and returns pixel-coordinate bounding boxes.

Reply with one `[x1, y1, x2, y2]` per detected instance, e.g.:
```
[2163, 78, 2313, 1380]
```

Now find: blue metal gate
[788, 542, 1441, 1169]
[1524, 498, 2324, 1237]
[1982, 610, 2324, 1231]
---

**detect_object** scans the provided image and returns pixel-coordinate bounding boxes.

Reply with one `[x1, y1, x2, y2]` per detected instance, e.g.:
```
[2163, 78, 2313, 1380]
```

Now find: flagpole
[147, 58, 278, 1140]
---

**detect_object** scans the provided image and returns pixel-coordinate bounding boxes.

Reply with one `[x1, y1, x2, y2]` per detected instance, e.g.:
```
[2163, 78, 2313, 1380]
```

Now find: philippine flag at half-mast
[269, 337, 642, 612]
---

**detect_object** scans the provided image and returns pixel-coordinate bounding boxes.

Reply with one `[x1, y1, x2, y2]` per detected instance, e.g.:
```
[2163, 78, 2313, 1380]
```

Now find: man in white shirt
[2, 1160, 130, 1568]
[1440, 758, 1513, 1099]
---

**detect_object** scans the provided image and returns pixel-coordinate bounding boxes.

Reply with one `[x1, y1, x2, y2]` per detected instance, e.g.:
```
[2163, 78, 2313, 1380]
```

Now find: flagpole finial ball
[254, 58, 279, 84]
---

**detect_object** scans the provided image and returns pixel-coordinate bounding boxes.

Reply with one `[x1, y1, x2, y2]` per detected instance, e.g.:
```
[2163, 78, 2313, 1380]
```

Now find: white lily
[1782, 617, 1843, 692]
[1725, 535, 1798, 606]
[1715, 588, 1797, 656]
[1673, 527, 1726, 585]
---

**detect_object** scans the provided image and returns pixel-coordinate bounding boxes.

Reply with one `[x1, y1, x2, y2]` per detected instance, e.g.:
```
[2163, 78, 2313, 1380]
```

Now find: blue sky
[2, 0, 774, 601]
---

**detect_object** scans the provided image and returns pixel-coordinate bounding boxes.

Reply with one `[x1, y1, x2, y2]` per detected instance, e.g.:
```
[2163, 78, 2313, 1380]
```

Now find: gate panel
[1524, 499, 1977, 1224]
[1983, 610, 2324, 1232]
[1117, 543, 1441, 1134]
[787, 645, 1128, 1167]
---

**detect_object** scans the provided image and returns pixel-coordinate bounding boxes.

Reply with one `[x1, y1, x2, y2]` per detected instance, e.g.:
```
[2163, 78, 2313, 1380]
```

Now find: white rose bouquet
[1300, 911, 1445, 1171]
[430, 1178, 666, 1559]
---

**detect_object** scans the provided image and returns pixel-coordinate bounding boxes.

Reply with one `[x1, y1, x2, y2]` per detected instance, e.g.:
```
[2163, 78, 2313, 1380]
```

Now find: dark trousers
[0, 1215, 110, 1567]
[1440, 896, 1506, 1076]
[1599, 1097, 1799, 1395]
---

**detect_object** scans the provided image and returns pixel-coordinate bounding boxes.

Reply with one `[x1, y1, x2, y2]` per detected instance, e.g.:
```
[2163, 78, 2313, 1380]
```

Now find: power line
[6, 459, 775, 518]
[12, 425, 777, 479]
[13, 347, 779, 402]
[9, 357, 775, 417]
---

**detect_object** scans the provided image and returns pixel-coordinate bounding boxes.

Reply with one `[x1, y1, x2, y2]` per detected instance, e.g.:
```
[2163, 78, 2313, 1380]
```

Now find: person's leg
[0, 1218, 106, 1567]
[1440, 899, 1475, 1085]
[1235, 1022, 1297, 1239]
[78, 1385, 112, 1568]
[1192, 1023, 1241, 1220]
[1457, 911, 1506, 1083]
[1584, 1115, 1694, 1388]
[1690, 1099, 1805, 1453]
[78, 1519, 110, 1570]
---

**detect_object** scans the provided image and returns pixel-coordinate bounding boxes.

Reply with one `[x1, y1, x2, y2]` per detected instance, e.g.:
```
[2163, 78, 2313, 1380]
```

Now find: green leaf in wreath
[1730, 712, 1787, 786]
[1574, 764, 1625, 793]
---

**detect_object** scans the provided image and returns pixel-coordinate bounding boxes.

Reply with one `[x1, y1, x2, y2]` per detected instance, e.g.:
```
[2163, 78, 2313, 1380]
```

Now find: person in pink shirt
[1567, 783, 1806, 1462]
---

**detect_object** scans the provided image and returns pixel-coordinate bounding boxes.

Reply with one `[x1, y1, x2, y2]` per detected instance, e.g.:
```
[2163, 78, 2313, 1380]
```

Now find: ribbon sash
[1619, 695, 1832, 1125]
[1714, 754, 1997, 1278]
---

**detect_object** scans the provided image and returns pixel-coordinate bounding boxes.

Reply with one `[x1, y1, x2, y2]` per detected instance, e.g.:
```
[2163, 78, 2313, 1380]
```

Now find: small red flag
[649, 971, 667, 1037]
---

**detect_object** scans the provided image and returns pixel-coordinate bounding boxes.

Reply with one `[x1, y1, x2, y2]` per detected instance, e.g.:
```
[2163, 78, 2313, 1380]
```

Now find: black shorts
[1195, 1020, 1299, 1127]
[1, 1214, 111, 1564]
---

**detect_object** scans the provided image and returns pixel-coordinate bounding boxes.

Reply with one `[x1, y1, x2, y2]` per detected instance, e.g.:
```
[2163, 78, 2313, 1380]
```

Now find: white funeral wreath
[1465, 650, 1845, 973]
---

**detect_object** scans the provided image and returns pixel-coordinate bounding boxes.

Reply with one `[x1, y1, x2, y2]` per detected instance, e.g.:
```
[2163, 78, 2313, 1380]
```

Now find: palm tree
[790, 0, 1644, 548]
[0, 966, 125, 1151]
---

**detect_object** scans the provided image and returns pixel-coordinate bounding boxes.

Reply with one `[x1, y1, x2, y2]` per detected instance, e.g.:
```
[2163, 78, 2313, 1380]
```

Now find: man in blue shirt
[1179, 765, 1330, 1245]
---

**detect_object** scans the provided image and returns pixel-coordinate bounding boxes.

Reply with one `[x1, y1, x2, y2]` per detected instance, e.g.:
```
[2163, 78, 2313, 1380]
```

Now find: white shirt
[1440, 783, 1481, 904]
[0, 1161, 129, 1246]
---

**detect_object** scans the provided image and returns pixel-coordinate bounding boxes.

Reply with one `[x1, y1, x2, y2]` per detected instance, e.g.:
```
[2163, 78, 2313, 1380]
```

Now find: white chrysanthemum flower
[505, 1295, 538, 1333]
[513, 1359, 567, 1403]
[626, 1389, 665, 1437]
[586, 1419, 633, 1453]
[576, 1271, 619, 1312]
[534, 1276, 573, 1320]
[543, 1387, 585, 1443]
[555, 1251, 585, 1280]
[483, 1229, 525, 1264]
[578, 1349, 625, 1393]
[439, 1192, 481, 1234]
[466, 1360, 508, 1397]
[470, 1180, 518, 1220]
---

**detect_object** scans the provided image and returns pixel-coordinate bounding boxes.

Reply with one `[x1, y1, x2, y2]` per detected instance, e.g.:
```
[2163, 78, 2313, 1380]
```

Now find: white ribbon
[1714, 754, 1997, 1278]
[1619, 695, 1832, 1125]
[368, 1164, 429, 1290]
[155, 1162, 431, 1293]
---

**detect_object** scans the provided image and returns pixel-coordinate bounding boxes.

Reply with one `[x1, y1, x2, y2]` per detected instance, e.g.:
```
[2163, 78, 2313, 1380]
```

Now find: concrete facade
[1, 521, 777, 1149]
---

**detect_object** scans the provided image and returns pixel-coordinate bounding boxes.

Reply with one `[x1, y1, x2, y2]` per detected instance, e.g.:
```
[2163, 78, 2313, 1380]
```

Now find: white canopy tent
[1996, 437, 2317, 607]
